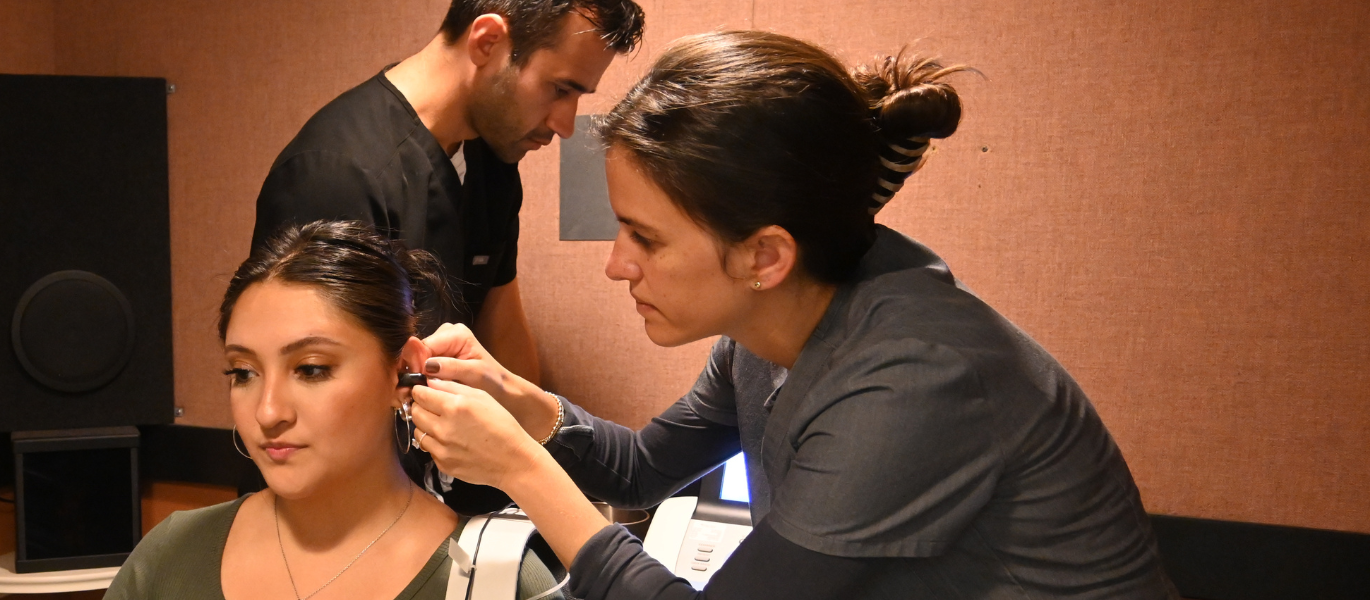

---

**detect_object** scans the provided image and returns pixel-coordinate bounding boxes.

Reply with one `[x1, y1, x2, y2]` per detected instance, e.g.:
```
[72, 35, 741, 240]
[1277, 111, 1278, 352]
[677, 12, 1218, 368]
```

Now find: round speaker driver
[11, 270, 136, 393]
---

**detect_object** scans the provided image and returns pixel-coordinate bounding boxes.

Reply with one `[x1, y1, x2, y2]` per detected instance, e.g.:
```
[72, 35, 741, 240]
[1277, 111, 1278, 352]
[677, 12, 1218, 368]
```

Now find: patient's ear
[394, 337, 432, 406]
[399, 336, 431, 375]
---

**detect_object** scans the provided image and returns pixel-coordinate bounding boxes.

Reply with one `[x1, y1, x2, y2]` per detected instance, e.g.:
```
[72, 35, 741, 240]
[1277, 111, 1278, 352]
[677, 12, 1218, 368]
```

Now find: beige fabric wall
[803, 0, 1370, 534]
[3, 0, 1366, 534]
[0, 0, 55, 74]
[46, 0, 456, 432]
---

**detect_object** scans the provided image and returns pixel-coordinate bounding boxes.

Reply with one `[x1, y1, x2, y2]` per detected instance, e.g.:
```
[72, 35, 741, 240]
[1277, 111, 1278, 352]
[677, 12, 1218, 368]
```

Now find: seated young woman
[104, 221, 564, 600]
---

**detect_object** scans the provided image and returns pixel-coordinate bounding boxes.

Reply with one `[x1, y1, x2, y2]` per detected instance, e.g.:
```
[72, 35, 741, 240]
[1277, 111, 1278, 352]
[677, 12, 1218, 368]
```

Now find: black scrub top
[250, 68, 523, 516]
[547, 225, 1178, 599]
[251, 68, 522, 327]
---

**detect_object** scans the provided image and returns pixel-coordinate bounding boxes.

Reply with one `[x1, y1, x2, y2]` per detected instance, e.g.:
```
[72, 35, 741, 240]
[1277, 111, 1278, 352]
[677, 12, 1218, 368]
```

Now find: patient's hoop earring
[231, 425, 250, 459]
[395, 404, 413, 454]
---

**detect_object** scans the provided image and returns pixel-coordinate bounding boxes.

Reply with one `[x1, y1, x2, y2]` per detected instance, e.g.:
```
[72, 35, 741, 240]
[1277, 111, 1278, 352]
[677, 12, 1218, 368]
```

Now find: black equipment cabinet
[12, 427, 141, 573]
[0, 74, 173, 431]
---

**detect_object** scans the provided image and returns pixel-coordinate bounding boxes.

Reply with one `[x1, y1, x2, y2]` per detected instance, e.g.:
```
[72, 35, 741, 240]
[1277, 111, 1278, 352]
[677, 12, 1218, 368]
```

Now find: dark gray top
[550, 225, 1177, 599]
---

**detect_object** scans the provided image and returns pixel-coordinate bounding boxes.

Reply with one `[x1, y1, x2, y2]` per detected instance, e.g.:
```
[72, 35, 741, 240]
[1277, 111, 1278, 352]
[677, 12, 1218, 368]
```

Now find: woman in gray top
[407, 31, 1179, 599]
[105, 221, 562, 600]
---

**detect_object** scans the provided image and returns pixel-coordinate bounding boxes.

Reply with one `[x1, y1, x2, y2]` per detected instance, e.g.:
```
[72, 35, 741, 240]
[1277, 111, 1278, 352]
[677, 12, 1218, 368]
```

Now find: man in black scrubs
[252, 0, 645, 384]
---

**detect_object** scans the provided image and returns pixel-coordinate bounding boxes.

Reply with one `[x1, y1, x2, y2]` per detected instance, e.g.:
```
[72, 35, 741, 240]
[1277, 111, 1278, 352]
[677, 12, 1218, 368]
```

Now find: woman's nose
[604, 235, 642, 282]
[256, 373, 294, 428]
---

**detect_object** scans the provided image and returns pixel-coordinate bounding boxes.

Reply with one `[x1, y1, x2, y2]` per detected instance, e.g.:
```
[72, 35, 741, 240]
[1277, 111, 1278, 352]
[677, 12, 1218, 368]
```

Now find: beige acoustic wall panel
[0, 0, 56, 74]
[33, 0, 1370, 536]
[754, 0, 1370, 533]
[50, 0, 453, 428]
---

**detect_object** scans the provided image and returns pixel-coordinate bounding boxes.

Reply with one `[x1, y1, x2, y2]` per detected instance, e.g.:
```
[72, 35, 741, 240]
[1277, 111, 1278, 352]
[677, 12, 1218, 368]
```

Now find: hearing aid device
[398, 373, 427, 388]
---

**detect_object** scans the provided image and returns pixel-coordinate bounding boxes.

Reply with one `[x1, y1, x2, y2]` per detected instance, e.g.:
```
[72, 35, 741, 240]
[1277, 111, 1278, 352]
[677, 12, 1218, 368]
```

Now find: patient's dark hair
[439, 0, 645, 63]
[595, 31, 966, 283]
[218, 221, 451, 358]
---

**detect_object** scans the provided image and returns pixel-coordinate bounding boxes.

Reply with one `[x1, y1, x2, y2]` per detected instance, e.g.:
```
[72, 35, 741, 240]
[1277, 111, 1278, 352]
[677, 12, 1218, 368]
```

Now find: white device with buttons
[642, 454, 753, 589]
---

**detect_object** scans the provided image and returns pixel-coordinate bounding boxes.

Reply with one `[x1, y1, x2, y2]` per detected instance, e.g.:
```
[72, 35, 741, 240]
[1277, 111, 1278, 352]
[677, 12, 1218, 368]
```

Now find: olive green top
[103, 496, 564, 600]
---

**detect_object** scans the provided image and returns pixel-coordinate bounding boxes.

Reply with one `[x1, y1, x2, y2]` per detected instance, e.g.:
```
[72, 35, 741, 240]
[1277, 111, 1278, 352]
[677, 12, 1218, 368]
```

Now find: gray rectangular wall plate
[559, 114, 618, 241]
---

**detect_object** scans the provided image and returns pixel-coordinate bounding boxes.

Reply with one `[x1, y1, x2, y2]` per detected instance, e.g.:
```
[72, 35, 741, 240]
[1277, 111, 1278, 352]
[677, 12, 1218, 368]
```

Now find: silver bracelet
[538, 392, 565, 446]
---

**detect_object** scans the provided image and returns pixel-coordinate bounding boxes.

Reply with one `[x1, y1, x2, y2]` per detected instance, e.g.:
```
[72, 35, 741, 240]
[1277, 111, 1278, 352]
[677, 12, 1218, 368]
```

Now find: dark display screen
[22, 447, 136, 560]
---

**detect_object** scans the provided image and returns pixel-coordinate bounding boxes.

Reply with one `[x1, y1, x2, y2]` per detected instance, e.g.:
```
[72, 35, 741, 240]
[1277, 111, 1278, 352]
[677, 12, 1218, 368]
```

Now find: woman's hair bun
[852, 51, 969, 141]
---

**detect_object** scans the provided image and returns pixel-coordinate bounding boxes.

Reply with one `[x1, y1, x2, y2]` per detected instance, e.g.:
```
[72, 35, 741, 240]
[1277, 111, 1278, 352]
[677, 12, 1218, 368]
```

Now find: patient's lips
[262, 440, 303, 461]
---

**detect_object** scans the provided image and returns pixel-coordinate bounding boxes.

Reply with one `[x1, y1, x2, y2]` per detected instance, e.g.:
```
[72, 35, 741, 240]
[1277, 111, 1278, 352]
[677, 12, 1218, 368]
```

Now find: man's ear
[466, 13, 511, 69]
[745, 225, 799, 291]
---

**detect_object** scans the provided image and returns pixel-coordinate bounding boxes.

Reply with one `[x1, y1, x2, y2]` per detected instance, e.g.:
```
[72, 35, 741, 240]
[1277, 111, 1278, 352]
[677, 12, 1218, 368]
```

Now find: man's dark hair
[440, 0, 644, 64]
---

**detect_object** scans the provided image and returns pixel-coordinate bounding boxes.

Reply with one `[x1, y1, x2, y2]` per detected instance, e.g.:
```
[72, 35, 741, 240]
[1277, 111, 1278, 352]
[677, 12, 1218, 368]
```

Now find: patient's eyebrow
[224, 344, 256, 357]
[280, 336, 342, 355]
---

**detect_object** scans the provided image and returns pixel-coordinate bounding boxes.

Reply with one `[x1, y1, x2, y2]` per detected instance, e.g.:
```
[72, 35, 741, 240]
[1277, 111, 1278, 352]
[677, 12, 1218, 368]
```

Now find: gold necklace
[274, 484, 415, 600]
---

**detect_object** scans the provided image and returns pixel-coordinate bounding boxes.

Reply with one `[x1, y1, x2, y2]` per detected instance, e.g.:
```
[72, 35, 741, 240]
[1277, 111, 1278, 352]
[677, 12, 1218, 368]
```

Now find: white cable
[525, 574, 571, 600]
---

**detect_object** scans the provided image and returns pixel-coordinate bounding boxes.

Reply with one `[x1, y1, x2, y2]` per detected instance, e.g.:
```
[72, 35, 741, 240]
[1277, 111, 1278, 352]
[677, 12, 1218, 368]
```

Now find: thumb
[422, 322, 485, 360]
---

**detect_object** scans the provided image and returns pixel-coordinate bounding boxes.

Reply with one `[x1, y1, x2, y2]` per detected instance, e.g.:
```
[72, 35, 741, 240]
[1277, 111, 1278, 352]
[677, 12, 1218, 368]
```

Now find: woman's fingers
[410, 385, 473, 477]
[423, 356, 503, 392]
[409, 377, 479, 415]
[409, 380, 481, 444]
[420, 323, 524, 402]
[408, 380, 534, 489]
[422, 322, 486, 362]
[407, 386, 446, 433]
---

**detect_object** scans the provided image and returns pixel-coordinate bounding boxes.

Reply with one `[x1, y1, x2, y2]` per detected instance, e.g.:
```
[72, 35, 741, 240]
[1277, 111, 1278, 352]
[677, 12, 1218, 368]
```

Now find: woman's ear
[399, 336, 433, 376]
[394, 337, 433, 408]
[745, 225, 799, 291]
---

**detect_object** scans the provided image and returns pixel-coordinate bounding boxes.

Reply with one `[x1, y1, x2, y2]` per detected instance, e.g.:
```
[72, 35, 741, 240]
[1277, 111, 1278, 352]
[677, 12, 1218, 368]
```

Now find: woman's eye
[296, 364, 333, 381]
[223, 368, 255, 387]
[630, 231, 654, 249]
[553, 85, 569, 99]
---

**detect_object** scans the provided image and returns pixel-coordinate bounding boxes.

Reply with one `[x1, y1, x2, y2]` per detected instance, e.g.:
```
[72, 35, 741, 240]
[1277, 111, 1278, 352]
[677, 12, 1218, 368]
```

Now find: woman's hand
[409, 376, 612, 568]
[408, 377, 540, 490]
[422, 322, 560, 441]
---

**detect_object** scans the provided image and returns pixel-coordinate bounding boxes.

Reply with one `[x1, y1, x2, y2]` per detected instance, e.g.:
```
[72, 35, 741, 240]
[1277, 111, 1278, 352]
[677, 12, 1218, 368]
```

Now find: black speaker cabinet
[0, 74, 173, 431]
[12, 427, 141, 573]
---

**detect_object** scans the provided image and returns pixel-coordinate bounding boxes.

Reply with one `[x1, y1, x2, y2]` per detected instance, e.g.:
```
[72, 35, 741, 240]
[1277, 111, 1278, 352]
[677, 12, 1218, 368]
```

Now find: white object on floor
[0, 552, 119, 594]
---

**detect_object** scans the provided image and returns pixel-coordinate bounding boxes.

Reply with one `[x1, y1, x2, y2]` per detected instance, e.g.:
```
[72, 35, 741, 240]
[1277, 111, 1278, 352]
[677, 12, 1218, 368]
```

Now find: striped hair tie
[869, 136, 931, 214]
